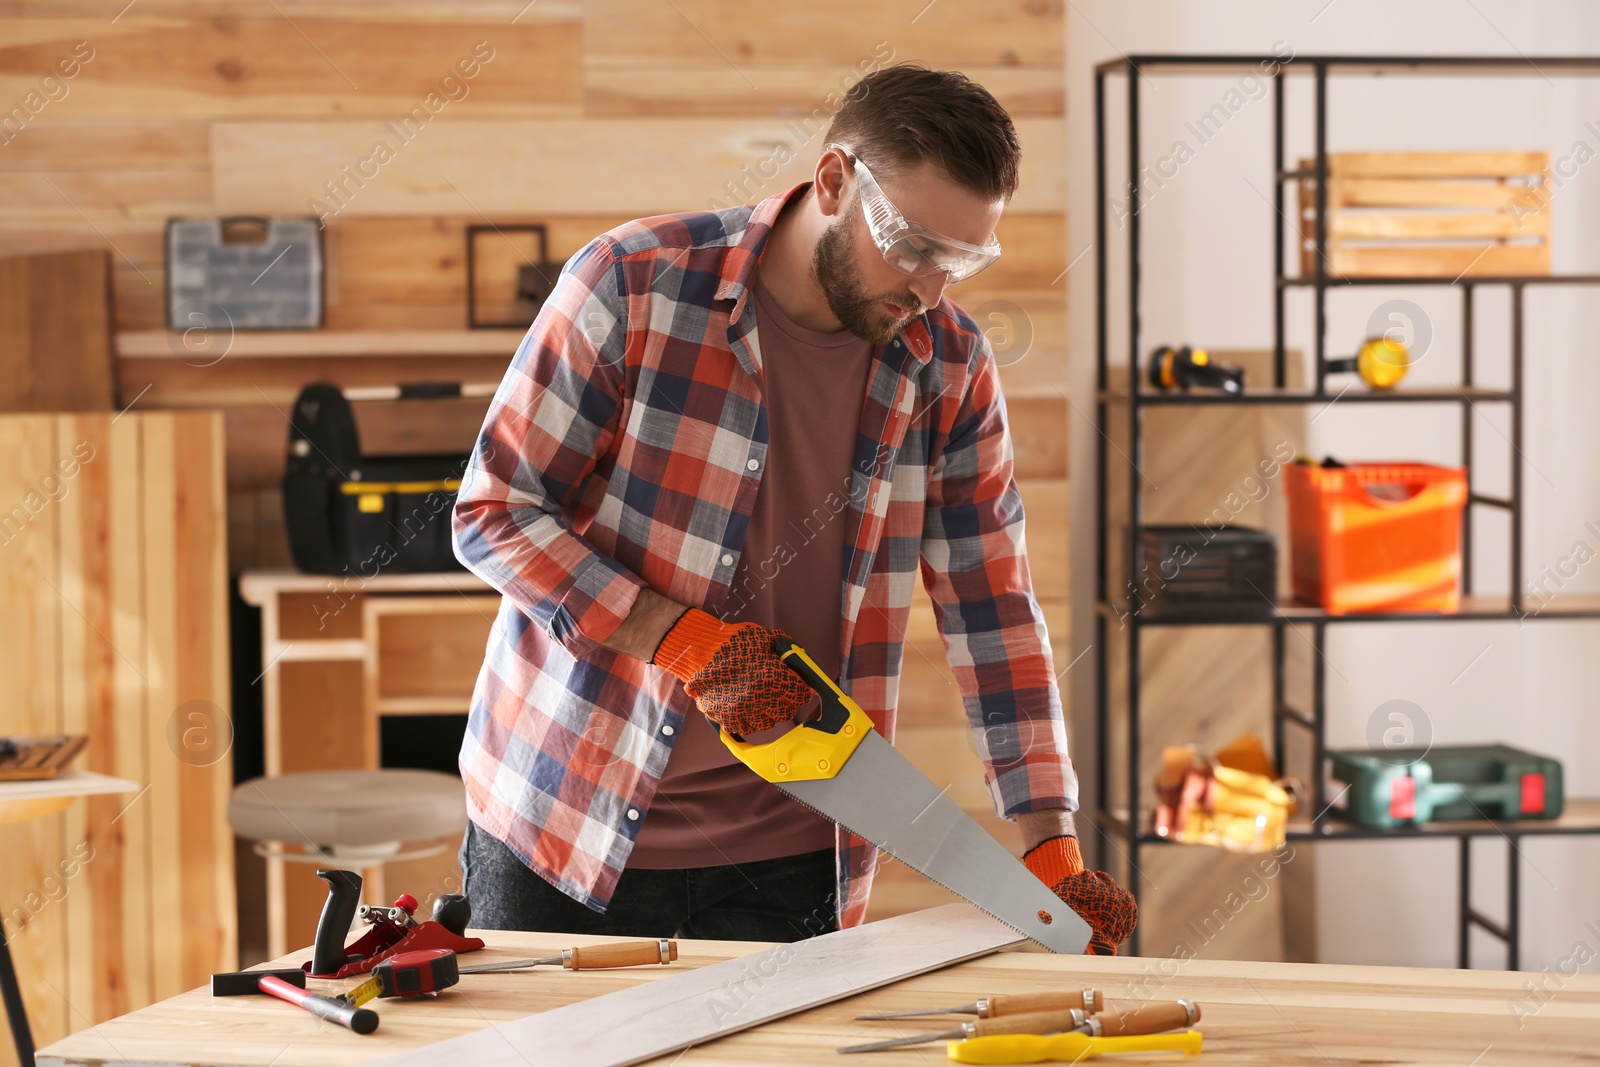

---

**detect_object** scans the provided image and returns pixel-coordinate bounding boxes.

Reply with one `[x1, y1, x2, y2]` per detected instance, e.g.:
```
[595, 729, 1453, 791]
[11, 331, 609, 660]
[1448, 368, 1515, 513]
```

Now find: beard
[812, 211, 924, 345]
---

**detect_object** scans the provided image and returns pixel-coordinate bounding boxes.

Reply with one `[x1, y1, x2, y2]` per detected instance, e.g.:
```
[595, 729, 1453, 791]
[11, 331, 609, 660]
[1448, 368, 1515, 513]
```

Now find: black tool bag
[283, 382, 491, 576]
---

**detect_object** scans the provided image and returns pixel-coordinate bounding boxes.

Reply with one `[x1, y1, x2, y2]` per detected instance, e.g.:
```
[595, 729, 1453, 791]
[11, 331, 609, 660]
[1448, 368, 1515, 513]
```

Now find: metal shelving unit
[1092, 54, 1600, 968]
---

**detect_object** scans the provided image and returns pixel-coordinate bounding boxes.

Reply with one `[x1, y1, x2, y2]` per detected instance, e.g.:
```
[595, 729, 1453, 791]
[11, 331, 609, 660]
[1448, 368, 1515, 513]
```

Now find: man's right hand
[651, 608, 812, 735]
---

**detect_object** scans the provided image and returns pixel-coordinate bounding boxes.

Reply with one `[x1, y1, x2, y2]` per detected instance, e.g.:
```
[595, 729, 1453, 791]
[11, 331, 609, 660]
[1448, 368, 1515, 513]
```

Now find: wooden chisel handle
[566, 939, 678, 970]
[970, 1008, 1090, 1038]
[1090, 1000, 1199, 1037]
[987, 990, 1103, 1016]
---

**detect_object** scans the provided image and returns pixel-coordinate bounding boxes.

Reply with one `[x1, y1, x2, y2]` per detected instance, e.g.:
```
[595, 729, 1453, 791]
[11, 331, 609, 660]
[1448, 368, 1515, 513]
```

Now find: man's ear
[814, 148, 851, 218]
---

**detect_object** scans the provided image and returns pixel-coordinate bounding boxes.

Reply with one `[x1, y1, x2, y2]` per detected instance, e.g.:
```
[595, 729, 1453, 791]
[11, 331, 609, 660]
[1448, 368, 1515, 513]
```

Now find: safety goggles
[827, 143, 1003, 283]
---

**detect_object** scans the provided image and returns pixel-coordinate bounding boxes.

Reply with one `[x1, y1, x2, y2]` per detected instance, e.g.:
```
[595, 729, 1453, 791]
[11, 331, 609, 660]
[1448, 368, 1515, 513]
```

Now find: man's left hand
[1023, 835, 1137, 955]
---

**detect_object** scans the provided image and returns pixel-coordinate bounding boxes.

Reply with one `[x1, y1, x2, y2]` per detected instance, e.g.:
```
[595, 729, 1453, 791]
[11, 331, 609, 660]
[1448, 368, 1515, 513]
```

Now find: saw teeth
[778, 793, 1062, 953]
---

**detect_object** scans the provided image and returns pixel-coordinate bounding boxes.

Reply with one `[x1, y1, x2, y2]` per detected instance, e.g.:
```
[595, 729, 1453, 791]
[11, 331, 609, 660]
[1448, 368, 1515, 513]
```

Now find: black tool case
[282, 382, 493, 576]
[1127, 524, 1277, 619]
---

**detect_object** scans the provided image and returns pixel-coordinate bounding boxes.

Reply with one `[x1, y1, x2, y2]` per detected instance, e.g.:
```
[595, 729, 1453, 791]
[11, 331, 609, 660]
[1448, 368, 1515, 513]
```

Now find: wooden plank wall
[0, 1, 1067, 927]
[0, 412, 236, 1067]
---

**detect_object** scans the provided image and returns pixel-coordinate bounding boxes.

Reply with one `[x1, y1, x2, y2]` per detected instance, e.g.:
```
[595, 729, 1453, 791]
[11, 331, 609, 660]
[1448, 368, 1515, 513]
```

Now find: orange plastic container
[1285, 462, 1468, 614]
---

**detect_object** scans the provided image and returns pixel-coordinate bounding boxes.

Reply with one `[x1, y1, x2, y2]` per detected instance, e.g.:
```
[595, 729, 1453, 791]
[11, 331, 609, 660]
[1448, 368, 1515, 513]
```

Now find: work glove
[652, 608, 812, 736]
[1023, 835, 1138, 956]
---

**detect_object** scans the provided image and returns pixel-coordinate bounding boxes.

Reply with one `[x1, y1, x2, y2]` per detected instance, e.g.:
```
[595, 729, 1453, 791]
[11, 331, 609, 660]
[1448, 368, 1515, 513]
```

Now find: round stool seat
[230, 770, 466, 863]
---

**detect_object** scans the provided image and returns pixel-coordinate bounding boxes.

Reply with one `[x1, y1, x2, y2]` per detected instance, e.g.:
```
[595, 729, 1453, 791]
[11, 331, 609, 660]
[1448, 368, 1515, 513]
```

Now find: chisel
[947, 1028, 1203, 1063]
[855, 988, 1103, 1020]
[839, 1002, 1199, 1055]
[458, 939, 678, 974]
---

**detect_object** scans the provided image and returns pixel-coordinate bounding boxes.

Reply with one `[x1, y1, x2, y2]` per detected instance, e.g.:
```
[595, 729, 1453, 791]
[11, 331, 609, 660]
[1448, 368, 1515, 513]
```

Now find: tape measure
[341, 948, 459, 1008]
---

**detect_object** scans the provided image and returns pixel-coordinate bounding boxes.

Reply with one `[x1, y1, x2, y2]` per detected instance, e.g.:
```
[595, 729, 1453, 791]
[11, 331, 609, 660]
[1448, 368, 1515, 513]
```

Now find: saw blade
[778, 731, 1092, 954]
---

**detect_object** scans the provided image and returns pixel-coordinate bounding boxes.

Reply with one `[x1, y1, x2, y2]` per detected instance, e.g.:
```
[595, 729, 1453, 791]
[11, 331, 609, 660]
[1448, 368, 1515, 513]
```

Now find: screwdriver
[839, 1002, 1199, 1055]
[855, 988, 1103, 1020]
[947, 1029, 1203, 1063]
[458, 938, 678, 974]
[839, 1009, 1093, 1054]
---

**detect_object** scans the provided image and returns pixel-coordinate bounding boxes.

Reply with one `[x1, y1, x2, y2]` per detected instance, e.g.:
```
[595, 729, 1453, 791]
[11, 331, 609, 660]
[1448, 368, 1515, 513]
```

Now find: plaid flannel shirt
[453, 182, 1076, 928]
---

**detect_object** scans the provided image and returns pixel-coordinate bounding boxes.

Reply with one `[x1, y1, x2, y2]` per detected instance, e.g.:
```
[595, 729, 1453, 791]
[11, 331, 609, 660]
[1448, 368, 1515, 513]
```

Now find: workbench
[37, 926, 1600, 1065]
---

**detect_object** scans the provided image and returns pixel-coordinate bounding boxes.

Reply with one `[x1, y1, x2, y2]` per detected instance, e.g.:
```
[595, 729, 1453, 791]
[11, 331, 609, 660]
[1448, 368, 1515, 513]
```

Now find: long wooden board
[372, 904, 1021, 1067]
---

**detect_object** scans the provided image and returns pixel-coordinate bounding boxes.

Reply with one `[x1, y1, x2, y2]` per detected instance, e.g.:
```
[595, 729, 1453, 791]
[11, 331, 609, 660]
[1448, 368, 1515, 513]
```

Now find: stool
[229, 769, 466, 865]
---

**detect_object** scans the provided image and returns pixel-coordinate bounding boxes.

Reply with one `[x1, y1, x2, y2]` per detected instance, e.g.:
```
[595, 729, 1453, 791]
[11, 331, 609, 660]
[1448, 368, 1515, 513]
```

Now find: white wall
[1064, 0, 1600, 970]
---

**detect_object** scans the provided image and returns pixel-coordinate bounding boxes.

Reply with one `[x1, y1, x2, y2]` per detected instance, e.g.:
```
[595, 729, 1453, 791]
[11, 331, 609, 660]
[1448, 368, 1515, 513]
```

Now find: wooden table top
[38, 926, 1600, 1066]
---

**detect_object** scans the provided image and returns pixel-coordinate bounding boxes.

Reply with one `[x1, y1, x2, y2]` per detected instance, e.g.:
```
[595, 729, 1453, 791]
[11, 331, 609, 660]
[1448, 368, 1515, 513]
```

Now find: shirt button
[661, 724, 675, 736]
[626, 808, 640, 821]
[721, 553, 734, 566]
[747, 458, 760, 471]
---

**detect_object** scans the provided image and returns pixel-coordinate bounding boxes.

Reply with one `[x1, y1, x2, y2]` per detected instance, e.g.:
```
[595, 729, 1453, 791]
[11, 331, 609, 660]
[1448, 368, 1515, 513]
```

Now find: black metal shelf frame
[1091, 53, 1600, 968]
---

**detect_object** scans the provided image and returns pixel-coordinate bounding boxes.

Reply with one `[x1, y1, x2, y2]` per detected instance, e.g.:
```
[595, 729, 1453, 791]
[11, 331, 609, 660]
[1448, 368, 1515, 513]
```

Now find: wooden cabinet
[239, 570, 497, 957]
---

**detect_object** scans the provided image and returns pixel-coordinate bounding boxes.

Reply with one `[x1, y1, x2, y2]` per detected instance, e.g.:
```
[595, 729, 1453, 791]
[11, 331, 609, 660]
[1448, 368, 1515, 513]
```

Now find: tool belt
[1152, 735, 1300, 853]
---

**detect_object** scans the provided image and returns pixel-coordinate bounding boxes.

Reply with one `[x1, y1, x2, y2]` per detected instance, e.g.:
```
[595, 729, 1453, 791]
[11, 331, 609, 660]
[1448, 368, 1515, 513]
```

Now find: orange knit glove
[1023, 835, 1138, 956]
[651, 609, 812, 736]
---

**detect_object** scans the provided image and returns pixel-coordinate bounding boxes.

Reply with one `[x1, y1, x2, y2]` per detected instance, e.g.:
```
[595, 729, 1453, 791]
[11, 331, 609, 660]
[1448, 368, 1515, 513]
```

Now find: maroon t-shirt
[628, 268, 875, 868]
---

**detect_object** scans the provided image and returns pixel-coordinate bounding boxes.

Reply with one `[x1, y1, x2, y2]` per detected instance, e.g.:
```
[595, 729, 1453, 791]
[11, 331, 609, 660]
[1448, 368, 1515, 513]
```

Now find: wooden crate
[1298, 151, 1551, 278]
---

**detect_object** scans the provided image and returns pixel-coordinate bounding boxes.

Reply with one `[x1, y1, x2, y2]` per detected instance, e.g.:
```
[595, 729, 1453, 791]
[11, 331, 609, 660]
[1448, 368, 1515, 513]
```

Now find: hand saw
[720, 637, 1092, 954]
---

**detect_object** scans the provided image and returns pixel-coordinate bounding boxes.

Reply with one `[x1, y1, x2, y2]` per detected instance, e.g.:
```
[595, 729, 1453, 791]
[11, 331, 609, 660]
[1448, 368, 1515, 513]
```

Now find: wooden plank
[168, 412, 236, 988]
[585, 0, 1063, 67]
[584, 64, 1062, 118]
[1330, 209, 1549, 240]
[373, 904, 1023, 1067]
[0, 172, 209, 227]
[0, 122, 209, 173]
[210, 117, 1066, 216]
[137, 413, 185, 1002]
[1325, 177, 1546, 210]
[57, 413, 150, 1026]
[1327, 151, 1548, 178]
[1328, 242, 1551, 278]
[0, 18, 581, 118]
[0, 250, 114, 413]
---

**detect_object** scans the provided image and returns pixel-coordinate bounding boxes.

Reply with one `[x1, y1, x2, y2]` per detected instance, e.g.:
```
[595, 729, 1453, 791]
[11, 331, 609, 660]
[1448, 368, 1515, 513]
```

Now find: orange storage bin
[1285, 462, 1468, 614]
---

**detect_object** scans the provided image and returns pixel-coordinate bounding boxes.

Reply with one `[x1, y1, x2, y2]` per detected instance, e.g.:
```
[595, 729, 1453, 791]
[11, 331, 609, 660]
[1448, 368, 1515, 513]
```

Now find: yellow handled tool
[948, 1029, 1203, 1063]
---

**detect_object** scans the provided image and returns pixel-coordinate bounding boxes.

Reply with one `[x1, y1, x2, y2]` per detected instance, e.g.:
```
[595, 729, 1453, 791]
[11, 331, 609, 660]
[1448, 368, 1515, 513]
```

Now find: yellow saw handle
[948, 1029, 1203, 1063]
[718, 636, 874, 783]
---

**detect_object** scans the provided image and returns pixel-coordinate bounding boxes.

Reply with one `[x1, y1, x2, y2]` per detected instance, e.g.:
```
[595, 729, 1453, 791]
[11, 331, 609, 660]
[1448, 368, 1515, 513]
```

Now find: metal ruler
[370, 904, 1026, 1067]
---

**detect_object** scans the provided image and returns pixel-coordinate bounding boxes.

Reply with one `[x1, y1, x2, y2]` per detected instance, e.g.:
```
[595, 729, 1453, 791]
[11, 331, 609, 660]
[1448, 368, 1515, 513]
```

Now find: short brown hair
[825, 65, 1021, 201]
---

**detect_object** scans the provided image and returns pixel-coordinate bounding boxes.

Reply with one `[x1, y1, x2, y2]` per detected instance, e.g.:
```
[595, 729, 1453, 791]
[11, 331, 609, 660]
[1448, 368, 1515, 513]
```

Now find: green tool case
[1328, 744, 1564, 830]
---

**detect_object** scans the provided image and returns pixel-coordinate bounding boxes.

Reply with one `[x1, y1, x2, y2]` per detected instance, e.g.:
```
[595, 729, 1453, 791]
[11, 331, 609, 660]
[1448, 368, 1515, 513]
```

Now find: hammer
[211, 968, 378, 1034]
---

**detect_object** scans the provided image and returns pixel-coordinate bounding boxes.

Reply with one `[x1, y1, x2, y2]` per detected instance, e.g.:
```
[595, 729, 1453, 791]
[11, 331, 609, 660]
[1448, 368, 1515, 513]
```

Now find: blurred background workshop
[2, 1, 1599, 1066]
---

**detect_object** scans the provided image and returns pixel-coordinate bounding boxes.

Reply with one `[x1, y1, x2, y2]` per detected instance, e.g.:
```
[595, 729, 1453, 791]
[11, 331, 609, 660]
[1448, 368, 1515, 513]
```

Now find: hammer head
[211, 969, 308, 997]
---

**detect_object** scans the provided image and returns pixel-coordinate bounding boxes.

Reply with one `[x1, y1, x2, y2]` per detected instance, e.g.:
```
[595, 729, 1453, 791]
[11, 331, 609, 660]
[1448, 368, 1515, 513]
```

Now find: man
[451, 65, 1136, 953]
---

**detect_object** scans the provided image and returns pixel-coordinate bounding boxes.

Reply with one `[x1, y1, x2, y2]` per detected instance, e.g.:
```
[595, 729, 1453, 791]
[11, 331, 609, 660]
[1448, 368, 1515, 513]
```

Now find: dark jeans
[459, 822, 839, 942]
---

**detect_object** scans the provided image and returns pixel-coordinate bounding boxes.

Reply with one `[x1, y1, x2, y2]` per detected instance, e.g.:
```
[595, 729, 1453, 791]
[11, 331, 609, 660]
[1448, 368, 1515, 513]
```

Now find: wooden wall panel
[0, 413, 235, 1067]
[1, 0, 1068, 941]
[210, 117, 1066, 216]
[584, 0, 1063, 68]
[0, 18, 582, 118]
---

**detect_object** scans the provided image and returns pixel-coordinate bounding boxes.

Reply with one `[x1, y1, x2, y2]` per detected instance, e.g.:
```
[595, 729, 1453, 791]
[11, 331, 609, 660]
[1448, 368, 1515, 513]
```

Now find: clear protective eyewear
[827, 143, 1003, 283]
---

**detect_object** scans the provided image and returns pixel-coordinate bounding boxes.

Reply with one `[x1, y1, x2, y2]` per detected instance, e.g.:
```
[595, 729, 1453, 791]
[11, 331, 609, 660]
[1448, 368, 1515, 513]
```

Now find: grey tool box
[1328, 743, 1565, 830]
[166, 216, 323, 330]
